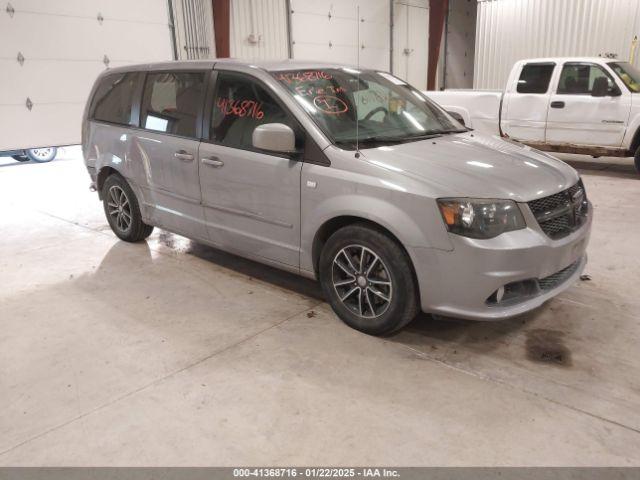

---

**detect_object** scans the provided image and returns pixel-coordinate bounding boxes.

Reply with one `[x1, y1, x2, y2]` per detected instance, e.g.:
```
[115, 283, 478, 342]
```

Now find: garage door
[290, 0, 391, 71]
[0, 0, 174, 151]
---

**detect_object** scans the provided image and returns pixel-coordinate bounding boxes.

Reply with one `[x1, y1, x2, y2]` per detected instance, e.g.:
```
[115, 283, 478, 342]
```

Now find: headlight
[437, 198, 526, 239]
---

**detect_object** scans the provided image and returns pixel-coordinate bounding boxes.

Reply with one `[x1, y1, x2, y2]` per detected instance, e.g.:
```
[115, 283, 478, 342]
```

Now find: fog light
[495, 286, 505, 303]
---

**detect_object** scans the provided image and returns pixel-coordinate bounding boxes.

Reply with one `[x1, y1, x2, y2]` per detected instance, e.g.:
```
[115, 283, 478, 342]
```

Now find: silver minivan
[82, 60, 592, 335]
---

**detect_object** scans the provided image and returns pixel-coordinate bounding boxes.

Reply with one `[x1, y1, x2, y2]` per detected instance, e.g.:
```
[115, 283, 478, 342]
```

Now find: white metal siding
[230, 0, 289, 61]
[0, 0, 173, 151]
[291, 0, 391, 71]
[475, 0, 640, 89]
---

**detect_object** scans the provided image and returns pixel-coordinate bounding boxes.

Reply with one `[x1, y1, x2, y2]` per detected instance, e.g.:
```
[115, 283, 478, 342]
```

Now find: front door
[198, 71, 302, 267]
[545, 62, 630, 147]
[135, 70, 207, 238]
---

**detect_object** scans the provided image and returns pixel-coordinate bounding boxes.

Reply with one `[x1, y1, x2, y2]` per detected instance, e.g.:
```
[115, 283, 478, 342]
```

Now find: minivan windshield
[608, 62, 640, 92]
[272, 68, 465, 149]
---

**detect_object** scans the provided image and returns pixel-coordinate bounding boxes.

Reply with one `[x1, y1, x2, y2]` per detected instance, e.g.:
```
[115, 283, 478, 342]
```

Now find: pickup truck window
[272, 69, 462, 149]
[557, 63, 613, 95]
[609, 62, 640, 92]
[517, 63, 555, 94]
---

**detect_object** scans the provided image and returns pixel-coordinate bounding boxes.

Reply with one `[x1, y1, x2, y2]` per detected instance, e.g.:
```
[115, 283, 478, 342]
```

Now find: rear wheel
[319, 224, 419, 335]
[635, 147, 640, 174]
[26, 147, 57, 163]
[102, 174, 154, 242]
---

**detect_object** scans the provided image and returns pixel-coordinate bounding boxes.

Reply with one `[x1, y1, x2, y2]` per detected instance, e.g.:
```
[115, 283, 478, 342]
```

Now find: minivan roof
[105, 58, 367, 75]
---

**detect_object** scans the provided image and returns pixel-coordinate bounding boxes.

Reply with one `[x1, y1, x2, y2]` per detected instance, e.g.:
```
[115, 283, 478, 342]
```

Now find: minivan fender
[301, 193, 454, 275]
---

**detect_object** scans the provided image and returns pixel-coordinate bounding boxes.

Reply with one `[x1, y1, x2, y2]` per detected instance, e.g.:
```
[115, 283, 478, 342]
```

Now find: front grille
[538, 259, 581, 291]
[528, 180, 588, 239]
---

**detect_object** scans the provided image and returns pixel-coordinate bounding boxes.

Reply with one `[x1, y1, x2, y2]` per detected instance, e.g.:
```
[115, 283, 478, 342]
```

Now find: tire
[319, 224, 419, 335]
[635, 147, 640, 174]
[102, 174, 154, 242]
[11, 155, 29, 162]
[26, 147, 57, 163]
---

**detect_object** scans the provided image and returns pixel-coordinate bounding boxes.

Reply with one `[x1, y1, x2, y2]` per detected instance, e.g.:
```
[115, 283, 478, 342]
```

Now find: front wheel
[319, 224, 419, 335]
[26, 147, 57, 163]
[102, 174, 154, 242]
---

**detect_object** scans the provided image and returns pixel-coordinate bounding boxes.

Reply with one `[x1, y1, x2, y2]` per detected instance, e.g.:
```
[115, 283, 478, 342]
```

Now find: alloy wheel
[332, 244, 393, 318]
[107, 185, 132, 233]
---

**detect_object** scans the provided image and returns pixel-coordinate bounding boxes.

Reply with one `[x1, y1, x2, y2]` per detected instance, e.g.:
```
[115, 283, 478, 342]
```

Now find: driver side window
[211, 72, 298, 151]
[557, 63, 613, 95]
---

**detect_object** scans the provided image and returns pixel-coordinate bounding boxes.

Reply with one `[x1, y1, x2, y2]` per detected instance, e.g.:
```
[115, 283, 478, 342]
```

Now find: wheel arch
[629, 125, 640, 155]
[96, 166, 120, 199]
[311, 216, 421, 304]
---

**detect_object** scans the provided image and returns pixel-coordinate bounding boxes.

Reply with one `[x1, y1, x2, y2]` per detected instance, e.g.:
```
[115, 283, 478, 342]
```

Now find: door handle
[174, 150, 194, 161]
[550, 101, 565, 109]
[202, 157, 224, 168]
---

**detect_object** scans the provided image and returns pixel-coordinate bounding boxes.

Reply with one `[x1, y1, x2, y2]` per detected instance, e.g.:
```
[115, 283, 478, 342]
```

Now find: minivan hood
[360, 133, 579, 202]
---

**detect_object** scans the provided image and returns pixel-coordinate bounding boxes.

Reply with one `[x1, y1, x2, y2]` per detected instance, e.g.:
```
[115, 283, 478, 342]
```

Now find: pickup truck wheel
[635, 148, 640, 174]
[102, 174, 154, 242]
[319, 224, 419, 335]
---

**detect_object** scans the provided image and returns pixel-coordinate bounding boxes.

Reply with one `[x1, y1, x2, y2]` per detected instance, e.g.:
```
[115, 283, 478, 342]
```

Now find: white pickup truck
[428, 57, 640, 174]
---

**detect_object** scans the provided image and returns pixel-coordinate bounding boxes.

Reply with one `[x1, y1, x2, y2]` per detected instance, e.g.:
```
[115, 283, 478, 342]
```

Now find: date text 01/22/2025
[232, 468, 400, 478]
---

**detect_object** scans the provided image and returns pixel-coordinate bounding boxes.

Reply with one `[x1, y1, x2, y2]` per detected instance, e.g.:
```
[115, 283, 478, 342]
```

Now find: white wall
[475, 0, 640, 89]
[290, 0, 391, 71]
[0, 0, 173, 151]
[230, 0, 289, 60]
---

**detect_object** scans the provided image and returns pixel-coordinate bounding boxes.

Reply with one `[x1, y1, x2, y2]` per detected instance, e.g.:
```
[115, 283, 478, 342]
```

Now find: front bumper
[411, 201, 592, 320]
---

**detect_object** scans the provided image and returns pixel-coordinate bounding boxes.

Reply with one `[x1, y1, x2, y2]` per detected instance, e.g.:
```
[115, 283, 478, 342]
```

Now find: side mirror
[252, 123, 296, 153]
[447, 111, 466, 127]
[610, 84, 622, 97]
[591, 77, 610, 97]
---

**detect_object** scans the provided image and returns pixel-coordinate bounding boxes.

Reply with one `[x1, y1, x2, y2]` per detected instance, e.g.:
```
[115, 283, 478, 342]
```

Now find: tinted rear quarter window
[516, 63, 555, 94]
[92, 72, 141, 125]
[141, 72, 205, 138]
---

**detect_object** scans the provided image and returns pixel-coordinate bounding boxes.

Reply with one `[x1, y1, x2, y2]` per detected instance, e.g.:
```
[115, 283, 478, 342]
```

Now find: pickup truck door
[501, 62, 556, 142]
[545, 62, 630, 147]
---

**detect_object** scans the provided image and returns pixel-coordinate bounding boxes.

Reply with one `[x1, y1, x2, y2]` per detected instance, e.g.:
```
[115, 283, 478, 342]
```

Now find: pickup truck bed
[426, 89, 502, 136]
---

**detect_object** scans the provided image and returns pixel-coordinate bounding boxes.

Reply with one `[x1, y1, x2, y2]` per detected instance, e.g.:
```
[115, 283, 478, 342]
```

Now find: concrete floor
[1, 147, 639, 466]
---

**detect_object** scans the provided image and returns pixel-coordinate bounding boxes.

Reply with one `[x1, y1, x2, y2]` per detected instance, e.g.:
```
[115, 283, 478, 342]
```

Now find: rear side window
[141, 72, 205, 138]
[92, 72, 140, 125]
[211, 72, 298, 150]
[516, 63, 555, 94]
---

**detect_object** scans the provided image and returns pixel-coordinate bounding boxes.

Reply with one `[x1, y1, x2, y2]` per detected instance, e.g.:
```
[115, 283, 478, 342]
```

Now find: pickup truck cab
[428, 57, 640, 173]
